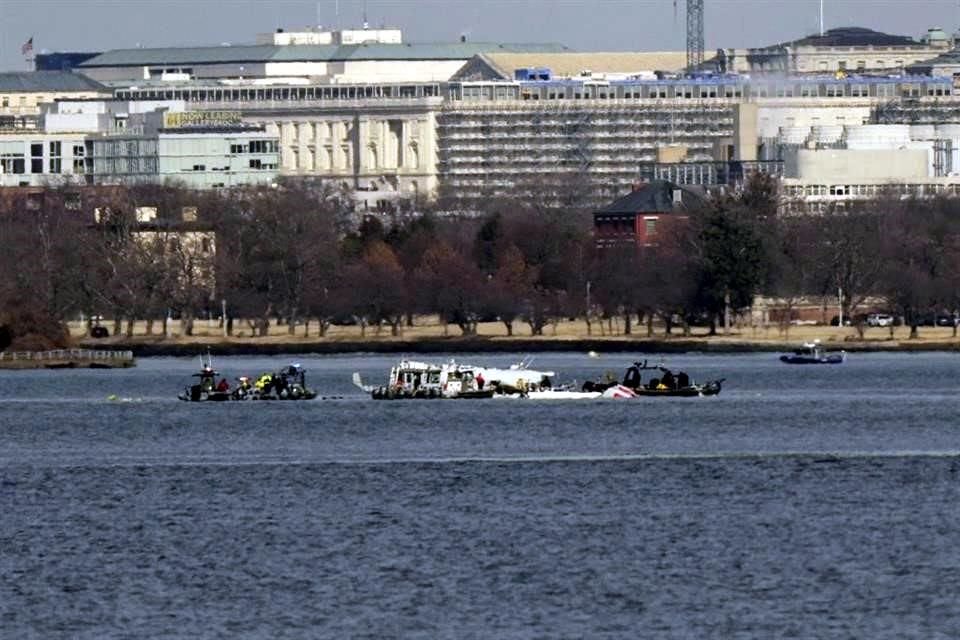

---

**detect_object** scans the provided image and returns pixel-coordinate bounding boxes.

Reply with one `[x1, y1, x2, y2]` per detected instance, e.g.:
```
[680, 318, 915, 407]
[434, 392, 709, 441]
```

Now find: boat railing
[0, 349, 134, 361]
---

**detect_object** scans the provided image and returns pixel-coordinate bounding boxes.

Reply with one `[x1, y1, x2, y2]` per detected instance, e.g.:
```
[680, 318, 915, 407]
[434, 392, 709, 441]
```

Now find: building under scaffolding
[436, 100, 734, 206]
[437, 73, 954, 208]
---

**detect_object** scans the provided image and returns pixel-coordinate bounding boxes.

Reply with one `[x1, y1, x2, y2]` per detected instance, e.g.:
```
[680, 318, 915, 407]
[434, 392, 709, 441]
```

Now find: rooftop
[763, 27, 922, 50]
[481, 52, 688, 79]
[595, 180, 705, 215]
[907, 48, 960, 69]
[0, 71, 107, 93]
[80, 42, 572, 68]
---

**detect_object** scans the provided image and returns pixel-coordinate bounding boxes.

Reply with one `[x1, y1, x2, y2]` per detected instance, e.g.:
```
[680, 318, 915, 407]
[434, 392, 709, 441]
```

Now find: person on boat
[476, 372, 485, 389]
[234, 376, 251, 399]
[622, 364, 642, 389]
[677, 371, 690, 388]
[255, 373, 272, 392]
[517, 377, 528, 397]
[216, 378, 229, 393]
[661, 369, 676, 390]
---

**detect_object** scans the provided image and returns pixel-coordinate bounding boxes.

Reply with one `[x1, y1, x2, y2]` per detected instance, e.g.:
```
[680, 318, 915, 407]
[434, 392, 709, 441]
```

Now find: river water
[2, 351, 960, 638]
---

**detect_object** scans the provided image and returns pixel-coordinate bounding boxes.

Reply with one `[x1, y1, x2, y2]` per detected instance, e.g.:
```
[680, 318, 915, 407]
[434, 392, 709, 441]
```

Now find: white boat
[353, 359, 494, 400]
[473, 357, 556, 394]
[353, 357, 560, 400]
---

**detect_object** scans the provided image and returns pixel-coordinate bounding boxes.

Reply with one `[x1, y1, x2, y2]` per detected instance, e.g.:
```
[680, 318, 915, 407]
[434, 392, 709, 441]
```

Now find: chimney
[460, 34, 467, 43]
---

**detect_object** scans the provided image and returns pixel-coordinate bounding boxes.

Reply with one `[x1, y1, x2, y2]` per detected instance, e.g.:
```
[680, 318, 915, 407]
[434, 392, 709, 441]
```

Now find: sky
[0, 0, 958, 72]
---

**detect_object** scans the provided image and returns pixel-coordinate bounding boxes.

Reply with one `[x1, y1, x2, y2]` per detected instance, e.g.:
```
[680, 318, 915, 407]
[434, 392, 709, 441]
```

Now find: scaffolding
[437, 100, 733, 207]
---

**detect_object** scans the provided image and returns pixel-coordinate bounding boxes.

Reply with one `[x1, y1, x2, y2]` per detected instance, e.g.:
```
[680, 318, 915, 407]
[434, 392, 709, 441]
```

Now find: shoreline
[73, 336, 960, 357]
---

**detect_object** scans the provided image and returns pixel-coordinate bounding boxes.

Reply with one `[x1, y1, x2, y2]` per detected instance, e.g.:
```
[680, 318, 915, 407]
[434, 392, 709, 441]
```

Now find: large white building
[718, 27, 953, 75]
[77, 29, 569, 85]
[0, 71, 109, 129]
[778, 123, 960, 210]
[0, 100, 280, 188]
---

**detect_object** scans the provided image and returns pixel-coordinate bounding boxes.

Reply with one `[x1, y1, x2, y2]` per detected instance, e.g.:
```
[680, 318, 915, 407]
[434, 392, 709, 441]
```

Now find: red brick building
[593, 180, 705, 247]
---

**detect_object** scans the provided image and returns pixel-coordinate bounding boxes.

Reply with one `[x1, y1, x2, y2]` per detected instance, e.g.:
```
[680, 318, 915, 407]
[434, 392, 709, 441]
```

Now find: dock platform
[0, 349, 136, 369]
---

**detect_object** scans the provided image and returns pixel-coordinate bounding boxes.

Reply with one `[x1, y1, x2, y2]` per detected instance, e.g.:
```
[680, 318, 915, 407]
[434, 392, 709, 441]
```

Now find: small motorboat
[178, 354, 231, 402]
[583, 360, 724, 398]
[179, 356, 317, 401]
[246, 363, 318, 400]
[779, 340, 845, 365]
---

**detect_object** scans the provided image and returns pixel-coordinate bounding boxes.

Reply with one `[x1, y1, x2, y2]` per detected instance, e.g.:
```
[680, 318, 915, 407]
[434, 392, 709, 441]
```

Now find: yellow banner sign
[163, 111, 242, 129]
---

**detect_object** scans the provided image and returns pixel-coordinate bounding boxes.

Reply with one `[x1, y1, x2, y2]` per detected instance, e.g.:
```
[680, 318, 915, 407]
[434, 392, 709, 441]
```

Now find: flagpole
[22, 36, 34, 71]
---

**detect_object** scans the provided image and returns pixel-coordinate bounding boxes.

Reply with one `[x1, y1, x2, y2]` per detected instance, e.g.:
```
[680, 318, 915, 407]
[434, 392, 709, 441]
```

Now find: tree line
[2, 174, 960, 349]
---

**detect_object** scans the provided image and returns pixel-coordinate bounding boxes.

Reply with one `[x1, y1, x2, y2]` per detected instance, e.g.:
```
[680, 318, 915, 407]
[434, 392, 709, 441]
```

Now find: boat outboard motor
[622, 365, 642, 389]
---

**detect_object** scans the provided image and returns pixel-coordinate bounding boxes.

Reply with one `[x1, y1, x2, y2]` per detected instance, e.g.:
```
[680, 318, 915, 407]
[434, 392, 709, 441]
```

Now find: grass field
[69, 316, 960, 347]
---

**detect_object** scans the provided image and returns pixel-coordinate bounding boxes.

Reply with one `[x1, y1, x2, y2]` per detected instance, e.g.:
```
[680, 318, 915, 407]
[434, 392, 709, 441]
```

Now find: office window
[0, 154, 25, 174]
[49, 141, 61, 174]
[30, 142, 43, 174]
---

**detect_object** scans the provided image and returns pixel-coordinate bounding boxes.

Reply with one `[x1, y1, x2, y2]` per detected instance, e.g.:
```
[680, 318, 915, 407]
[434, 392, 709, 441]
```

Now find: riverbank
[69, 319, 960, 356]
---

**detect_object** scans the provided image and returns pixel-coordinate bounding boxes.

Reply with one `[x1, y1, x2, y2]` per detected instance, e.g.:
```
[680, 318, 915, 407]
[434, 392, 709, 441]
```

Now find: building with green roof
[79, 40, 570, 85]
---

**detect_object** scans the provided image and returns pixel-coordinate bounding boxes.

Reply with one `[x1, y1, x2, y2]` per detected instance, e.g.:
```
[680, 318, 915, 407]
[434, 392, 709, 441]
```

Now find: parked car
[912, 313, 957, 327]
[88, 314, 108, 338]
[89, 325, 109, 338]
[936, 314, 959, 327]
[866, 313, 895, 327]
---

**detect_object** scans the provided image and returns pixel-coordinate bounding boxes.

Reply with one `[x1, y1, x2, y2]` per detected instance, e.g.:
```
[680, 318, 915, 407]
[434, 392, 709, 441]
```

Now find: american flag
[21, 37, 33, 56]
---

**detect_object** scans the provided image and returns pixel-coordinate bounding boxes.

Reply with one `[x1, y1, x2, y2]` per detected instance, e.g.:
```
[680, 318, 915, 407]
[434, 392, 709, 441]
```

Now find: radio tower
[686, 0, 704, 71]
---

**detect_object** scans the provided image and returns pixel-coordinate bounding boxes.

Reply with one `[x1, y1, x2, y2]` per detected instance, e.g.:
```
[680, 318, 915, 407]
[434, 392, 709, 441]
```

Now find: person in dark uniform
[661, 369, 676, 390]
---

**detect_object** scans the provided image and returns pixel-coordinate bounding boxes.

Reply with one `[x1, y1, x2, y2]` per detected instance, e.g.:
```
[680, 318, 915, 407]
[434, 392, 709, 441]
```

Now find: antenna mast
[686, 0, 704, 71]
